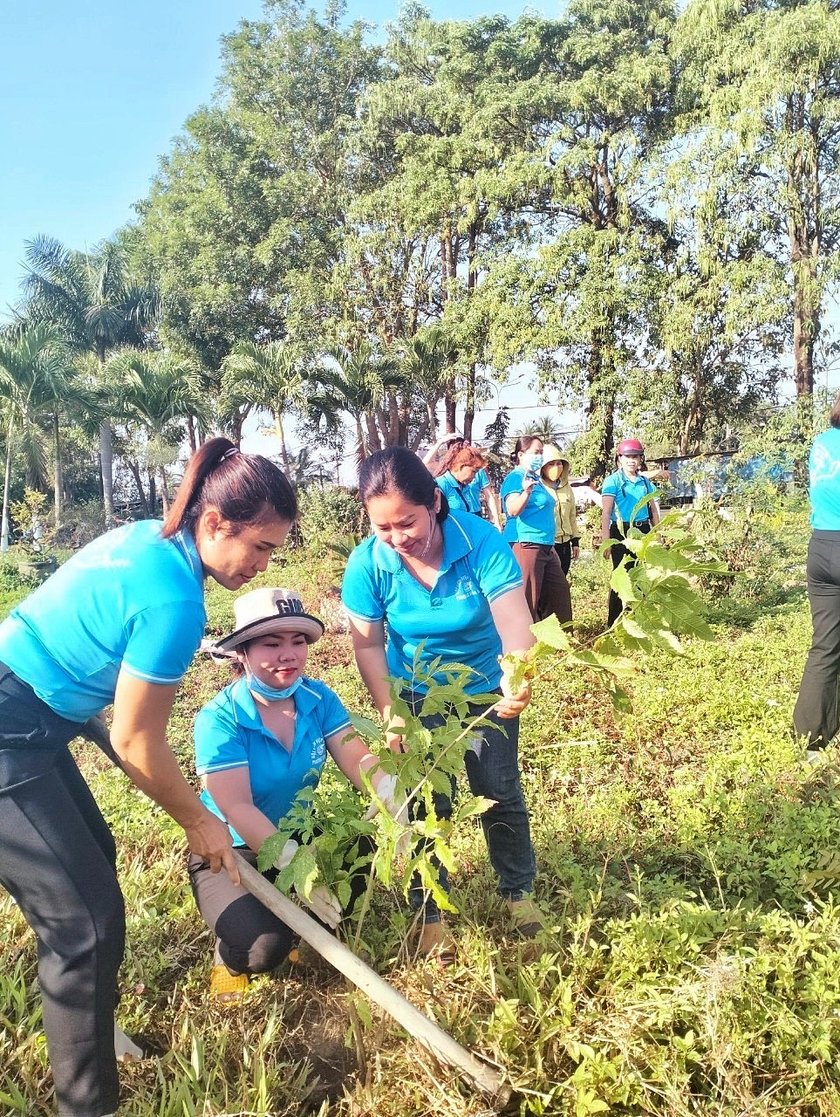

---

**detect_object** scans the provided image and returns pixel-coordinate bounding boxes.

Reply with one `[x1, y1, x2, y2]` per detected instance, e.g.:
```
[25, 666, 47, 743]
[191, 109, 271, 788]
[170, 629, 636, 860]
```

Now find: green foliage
[297, 485, 364, 546]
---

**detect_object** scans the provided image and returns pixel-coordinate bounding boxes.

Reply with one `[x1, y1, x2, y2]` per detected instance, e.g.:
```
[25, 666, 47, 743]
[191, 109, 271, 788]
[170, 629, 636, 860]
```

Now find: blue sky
[0, 0, 550, 320]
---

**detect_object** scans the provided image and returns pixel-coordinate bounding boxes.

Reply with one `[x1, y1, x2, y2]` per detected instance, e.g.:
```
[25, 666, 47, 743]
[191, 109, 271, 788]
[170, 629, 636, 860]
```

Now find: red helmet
[616, 438, 644, 457]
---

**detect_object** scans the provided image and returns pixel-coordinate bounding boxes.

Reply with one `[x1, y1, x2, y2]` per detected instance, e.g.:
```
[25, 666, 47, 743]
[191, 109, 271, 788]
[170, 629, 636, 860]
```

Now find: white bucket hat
[212, 587, 324, 656]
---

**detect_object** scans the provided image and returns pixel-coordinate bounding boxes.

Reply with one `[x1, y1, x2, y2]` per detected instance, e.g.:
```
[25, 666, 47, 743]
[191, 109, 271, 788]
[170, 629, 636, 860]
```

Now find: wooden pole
[77, 719, 509, 1102]
[234, 852, 510, 1102]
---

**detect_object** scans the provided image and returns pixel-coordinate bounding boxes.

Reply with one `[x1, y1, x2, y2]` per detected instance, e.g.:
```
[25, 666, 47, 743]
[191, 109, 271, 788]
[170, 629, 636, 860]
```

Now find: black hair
[162, 437, 297, 538]
[509, 435, 542, 465]
[358, 447, 450, 522]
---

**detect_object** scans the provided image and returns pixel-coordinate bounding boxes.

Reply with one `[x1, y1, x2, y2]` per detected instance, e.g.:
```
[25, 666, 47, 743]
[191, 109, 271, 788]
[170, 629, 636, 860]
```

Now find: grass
[5, 497, 840, 1115]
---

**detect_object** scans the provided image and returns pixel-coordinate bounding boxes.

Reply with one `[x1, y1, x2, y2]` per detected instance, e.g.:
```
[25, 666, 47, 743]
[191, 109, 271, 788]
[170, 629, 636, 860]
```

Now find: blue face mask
[243, 651, 303, 701]
[527, 453, 543, 473]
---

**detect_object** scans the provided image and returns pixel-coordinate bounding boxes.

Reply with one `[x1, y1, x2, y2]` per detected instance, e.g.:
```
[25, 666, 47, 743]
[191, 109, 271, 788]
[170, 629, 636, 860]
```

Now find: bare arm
[482, 484, 503, 530]
[504, 476, 537, 518]
[326, 728, 380, 789]
[110, 672, 238, 882]
[204, 766, 276, 854]
[347, 616, 392, 721]
[601, 494, 615, 554]
[490, 586, 536, 718]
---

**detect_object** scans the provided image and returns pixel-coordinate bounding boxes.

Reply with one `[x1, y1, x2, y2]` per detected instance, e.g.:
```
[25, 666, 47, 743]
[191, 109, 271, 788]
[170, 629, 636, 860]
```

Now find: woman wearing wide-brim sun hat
[540, 445, 581, 578]
[191, 586, 404, 1003]
[600, 437, 661, 627]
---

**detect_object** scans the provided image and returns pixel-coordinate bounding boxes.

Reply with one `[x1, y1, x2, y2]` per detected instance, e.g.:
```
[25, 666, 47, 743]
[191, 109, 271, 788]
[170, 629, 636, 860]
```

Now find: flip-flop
[210, 964, 249, 1004]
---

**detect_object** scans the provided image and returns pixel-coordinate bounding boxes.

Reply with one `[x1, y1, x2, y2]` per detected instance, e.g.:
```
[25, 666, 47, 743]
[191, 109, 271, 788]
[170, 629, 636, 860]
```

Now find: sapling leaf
[531, 614, 573, 650]
[611, 563, 636, 604]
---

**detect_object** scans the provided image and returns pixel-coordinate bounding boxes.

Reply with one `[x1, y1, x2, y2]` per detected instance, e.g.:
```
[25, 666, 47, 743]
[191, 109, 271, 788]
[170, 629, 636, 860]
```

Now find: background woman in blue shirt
[341, 447, 540, 964]
[600, 437, 661, 627]
[0, 437, 295, 1117]
[794, 394, 840, 750]
[192, 587, 400, 1002]
[501, 435, 572, 626]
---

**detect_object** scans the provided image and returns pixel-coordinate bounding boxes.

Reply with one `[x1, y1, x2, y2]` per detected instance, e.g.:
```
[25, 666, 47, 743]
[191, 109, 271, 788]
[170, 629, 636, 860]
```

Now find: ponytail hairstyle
[509, 435, 542, 466]
[358, 446, 450, 523]
[162, 437, 297, 539]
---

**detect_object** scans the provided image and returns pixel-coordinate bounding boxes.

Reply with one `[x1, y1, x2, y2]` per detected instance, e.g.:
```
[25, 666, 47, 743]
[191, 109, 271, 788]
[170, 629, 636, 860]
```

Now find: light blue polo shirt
[439, 467, 490, 515]
[0, 520, 206, 720]
[195, 675, 352, 845]
[437, 471, 472, 515]
[602, 469, 657, 526]
[341, 509, 522, 694]
[809, 427, 840, 530]
[500, 467, 555, 544]
[464, 468, 491, 514]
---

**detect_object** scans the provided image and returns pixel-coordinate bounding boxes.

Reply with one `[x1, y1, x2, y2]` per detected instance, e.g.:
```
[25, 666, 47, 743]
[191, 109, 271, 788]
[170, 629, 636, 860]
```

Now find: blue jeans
[406, 692, 536, 923]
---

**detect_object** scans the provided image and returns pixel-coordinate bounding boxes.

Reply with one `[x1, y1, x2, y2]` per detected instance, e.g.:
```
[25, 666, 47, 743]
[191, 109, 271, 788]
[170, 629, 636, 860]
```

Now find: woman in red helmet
[600, 438, 661, 627]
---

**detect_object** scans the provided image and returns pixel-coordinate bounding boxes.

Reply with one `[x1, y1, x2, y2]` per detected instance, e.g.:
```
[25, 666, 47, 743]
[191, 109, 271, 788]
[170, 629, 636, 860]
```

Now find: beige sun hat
[541, 444, 570, 471]
[213, 587, 324, 656]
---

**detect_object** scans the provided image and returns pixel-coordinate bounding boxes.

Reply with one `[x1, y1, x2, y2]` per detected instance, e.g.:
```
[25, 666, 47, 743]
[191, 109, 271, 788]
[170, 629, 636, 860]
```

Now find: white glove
[273, 838, 299, 872]
[297, 884, 342, 929]
[365, 772, 409, 824]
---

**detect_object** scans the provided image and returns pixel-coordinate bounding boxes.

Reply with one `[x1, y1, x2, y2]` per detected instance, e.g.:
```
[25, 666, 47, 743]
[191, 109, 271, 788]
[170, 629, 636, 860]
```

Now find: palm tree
[20, 234, 160, 522]
[514, 414, 567, 448]
[220, 341, 307, 474]
[106, 349, 211, 514]
[313, 344, 406, 460]
[0, 324, 83, 549]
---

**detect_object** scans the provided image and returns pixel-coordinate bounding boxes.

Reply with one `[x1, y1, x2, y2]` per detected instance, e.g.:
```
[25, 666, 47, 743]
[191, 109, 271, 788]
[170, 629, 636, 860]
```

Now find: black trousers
[607, 521, 651, 627]
[794, 531, 840, 748]
[0, 666, 123, 1117]
[189, 834, 374, 974]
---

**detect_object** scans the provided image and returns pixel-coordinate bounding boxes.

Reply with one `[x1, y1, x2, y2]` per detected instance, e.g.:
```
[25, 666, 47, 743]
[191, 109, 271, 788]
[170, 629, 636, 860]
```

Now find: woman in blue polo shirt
[601, 437, 661, 627]
[435, 445, 488, 516]
[191, 587, 399, 1002]
[341, 447, 541, 965]
[501, 435, 572, 626]
[0, 437, 295, 1117]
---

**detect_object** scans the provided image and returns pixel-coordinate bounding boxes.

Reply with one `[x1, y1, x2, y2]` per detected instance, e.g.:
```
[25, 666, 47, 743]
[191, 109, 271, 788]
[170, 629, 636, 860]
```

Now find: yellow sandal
[210, 964, 249, 1004]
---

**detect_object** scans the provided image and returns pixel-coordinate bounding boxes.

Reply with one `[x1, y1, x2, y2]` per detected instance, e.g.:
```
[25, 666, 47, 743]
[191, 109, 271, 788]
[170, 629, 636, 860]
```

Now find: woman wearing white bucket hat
[191, 587, 402, 1003]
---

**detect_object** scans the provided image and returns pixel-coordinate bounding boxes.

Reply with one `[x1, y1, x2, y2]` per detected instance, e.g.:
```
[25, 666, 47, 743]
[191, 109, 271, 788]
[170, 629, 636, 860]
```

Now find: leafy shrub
[297, 485, 364, 546]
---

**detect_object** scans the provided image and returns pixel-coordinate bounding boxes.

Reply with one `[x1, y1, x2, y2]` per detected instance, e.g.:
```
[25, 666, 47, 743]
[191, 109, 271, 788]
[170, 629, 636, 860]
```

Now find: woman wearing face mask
[190, 587, 401, 1003]
[540, 445, 581, 577]
[501, 436, 572, 626]
[341, 448, 540, 965]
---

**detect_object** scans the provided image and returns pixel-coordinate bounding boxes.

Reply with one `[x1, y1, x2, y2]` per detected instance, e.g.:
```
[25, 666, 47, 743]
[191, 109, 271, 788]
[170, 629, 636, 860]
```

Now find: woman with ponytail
[0, 437, 296, 1117]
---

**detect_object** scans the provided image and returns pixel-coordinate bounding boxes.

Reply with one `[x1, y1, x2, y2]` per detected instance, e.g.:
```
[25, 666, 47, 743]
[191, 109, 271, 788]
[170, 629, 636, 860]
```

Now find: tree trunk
[1, 416, 13, 552]
[125, 461, 150, 517]
[52, 412, 63, 528]
[99, 420, 114, 524]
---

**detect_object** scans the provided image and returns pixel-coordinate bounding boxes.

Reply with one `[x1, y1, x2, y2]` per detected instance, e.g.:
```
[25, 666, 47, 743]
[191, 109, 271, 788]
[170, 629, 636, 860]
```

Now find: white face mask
[243, 650, 302, 700]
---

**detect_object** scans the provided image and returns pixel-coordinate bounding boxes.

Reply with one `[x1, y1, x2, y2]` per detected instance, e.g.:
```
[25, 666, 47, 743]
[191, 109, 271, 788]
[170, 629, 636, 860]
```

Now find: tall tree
[141, 0, 381, 368]
[675, 0, 840, 409]
[20, 235, 160, 522]
[0, 324, 83, 548]
[476, 0, 678, 479]
[106, 349, 211, 514]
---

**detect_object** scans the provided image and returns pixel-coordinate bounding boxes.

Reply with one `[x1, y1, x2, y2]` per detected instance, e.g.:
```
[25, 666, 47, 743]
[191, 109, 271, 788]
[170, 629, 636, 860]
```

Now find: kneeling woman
[191, 587, 397, 1001]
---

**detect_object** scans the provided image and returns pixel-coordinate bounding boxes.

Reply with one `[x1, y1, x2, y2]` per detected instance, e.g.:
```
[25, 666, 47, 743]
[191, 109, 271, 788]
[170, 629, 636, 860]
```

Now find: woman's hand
[182, 808, 239, 883]
[496, 671, 532, 719]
